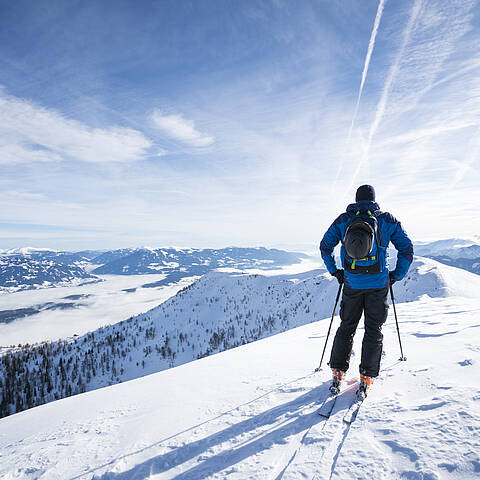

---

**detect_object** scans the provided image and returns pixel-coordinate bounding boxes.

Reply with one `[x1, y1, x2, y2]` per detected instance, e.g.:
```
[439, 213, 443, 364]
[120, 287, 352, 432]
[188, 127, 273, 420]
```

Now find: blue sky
[0, 0, 479, 250]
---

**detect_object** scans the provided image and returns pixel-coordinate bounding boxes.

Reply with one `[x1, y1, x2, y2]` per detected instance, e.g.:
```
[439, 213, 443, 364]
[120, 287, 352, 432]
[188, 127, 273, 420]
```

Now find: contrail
[348, 0, 387, 140]
[332, 0, 386, 200]
[344, 0, 424, 195]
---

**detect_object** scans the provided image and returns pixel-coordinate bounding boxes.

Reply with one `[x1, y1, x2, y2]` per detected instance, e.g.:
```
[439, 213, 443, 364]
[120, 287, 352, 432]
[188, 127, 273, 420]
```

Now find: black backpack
[343, 209, 383, 274]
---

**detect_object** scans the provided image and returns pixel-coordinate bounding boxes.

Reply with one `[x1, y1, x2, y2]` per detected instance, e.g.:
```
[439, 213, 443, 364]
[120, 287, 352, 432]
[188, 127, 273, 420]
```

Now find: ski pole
[390, 283, 407, 361]
[315, 282, 343, 372]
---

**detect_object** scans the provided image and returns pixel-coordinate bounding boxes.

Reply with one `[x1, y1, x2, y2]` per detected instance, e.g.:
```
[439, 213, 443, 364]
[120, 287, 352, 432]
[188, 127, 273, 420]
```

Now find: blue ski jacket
[320, 200, 414, 289]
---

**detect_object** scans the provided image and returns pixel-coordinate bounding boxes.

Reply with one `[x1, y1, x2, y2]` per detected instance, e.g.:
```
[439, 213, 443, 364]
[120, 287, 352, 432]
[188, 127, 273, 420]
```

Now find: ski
[343, 396, 365, 424]
[318, 393, 338, 418]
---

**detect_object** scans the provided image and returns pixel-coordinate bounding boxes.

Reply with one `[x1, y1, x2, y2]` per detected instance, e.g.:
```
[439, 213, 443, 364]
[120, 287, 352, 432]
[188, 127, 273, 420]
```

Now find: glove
[332, 269, 344, 285]
[389, 271, 397, 285]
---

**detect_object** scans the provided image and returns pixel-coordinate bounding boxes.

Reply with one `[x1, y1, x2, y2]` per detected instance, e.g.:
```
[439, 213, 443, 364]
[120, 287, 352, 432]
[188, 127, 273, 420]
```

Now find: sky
[0, 0, 479, 251]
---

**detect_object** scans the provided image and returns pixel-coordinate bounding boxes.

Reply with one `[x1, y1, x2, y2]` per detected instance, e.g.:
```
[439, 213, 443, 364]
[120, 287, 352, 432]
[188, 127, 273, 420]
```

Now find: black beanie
[356, 185, 375, 202]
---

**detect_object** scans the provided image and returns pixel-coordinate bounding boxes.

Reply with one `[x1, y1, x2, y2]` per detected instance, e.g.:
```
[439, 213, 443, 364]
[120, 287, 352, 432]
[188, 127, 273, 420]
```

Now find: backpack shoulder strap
[371, 211, 384, 246]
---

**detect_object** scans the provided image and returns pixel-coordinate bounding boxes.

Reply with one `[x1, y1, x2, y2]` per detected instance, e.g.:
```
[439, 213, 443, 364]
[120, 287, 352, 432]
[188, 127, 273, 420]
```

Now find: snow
[1, 258, 480, 479]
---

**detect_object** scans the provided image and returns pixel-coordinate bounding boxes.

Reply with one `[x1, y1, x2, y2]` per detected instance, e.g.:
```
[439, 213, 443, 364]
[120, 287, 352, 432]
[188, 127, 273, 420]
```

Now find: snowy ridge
[392, 256, 480, 301]
[0, 269, 337, 418]
[2, 256, 480, 420]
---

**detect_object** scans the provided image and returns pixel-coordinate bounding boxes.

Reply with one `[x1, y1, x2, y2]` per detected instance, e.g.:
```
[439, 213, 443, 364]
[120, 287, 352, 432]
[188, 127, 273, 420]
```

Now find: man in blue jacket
[320, 185, 413, 397]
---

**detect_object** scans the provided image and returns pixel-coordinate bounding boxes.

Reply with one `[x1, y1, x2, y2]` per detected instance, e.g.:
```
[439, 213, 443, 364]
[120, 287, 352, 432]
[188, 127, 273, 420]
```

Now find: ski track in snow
[2, 265, 480, 479]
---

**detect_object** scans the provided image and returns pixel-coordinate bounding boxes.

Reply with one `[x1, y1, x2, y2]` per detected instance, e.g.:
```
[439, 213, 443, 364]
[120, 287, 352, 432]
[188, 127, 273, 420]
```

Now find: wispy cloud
[450, 125, 480, 188]
[0, 89, 152, 164]
[379, 120, 477, 146]
[420, 57, 480, 97]
[4, 190, 47, 201]
[151, 110, 215, 147]
[0, 144, 62, 165]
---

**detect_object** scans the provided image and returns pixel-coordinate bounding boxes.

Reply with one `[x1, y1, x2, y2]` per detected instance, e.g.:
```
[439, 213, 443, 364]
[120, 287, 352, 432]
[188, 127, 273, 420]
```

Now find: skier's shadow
[94, 381, 337, 480]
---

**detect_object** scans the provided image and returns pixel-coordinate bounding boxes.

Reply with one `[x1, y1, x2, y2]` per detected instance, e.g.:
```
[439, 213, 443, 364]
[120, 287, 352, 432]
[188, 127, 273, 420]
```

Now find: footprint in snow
[399, 469, 440, 479]
[383, 439, 419, 462]
[414, 401, 447, 411]
[464, 451, 480, 473]
[277, 387, 306, 393]
[438, 462, 458, 473]
[458, 359, 473, 366]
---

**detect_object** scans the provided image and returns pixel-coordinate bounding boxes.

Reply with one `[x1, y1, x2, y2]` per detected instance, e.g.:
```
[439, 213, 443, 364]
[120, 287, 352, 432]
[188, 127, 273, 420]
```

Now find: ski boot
[356, 374, 373, 400]
[329, 368, 346, 395]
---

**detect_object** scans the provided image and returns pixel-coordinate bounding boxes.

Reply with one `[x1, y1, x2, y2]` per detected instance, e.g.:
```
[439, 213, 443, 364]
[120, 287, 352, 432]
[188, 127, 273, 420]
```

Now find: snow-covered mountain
[89, 248, 139, 265]
[0, 247, 100, 264]
[91, 247, 308, 277]
[414, 237, 480, 274]
[414, 238, 480, 258]
[2, 256, 479, 420]
[0, 247, 58, 256]
[1, 258, 479, 479]
[0, 255, 100, 294]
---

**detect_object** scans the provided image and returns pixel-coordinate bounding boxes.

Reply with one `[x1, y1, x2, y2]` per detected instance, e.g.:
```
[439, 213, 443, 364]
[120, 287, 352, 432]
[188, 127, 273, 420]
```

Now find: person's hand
[332, 269, 344, 285]
[389, 271, 397, 285]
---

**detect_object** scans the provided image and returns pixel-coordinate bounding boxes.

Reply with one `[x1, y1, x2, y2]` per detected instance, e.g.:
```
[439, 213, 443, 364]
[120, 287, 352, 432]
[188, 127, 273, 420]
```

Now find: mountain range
[414, 238, 480, 274]
[2, 238, 480, 294]
[0, 247, 308, 293]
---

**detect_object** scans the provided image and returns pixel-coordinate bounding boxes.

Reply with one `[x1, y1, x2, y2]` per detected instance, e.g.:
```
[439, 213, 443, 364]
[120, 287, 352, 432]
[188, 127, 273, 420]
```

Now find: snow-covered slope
[2, 256, 480, 421]
[0, 269, 337, 417]
[1, 288, 479, 479]
[392, 256, 480, 301]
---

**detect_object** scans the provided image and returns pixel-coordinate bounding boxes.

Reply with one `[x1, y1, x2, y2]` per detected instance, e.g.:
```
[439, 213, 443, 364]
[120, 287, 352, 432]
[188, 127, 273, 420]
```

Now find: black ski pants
[329, 285, 389, 377]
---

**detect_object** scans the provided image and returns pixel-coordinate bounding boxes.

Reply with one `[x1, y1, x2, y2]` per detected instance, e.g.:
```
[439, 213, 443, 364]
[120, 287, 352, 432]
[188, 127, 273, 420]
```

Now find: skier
[320, 185, 413, 398]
